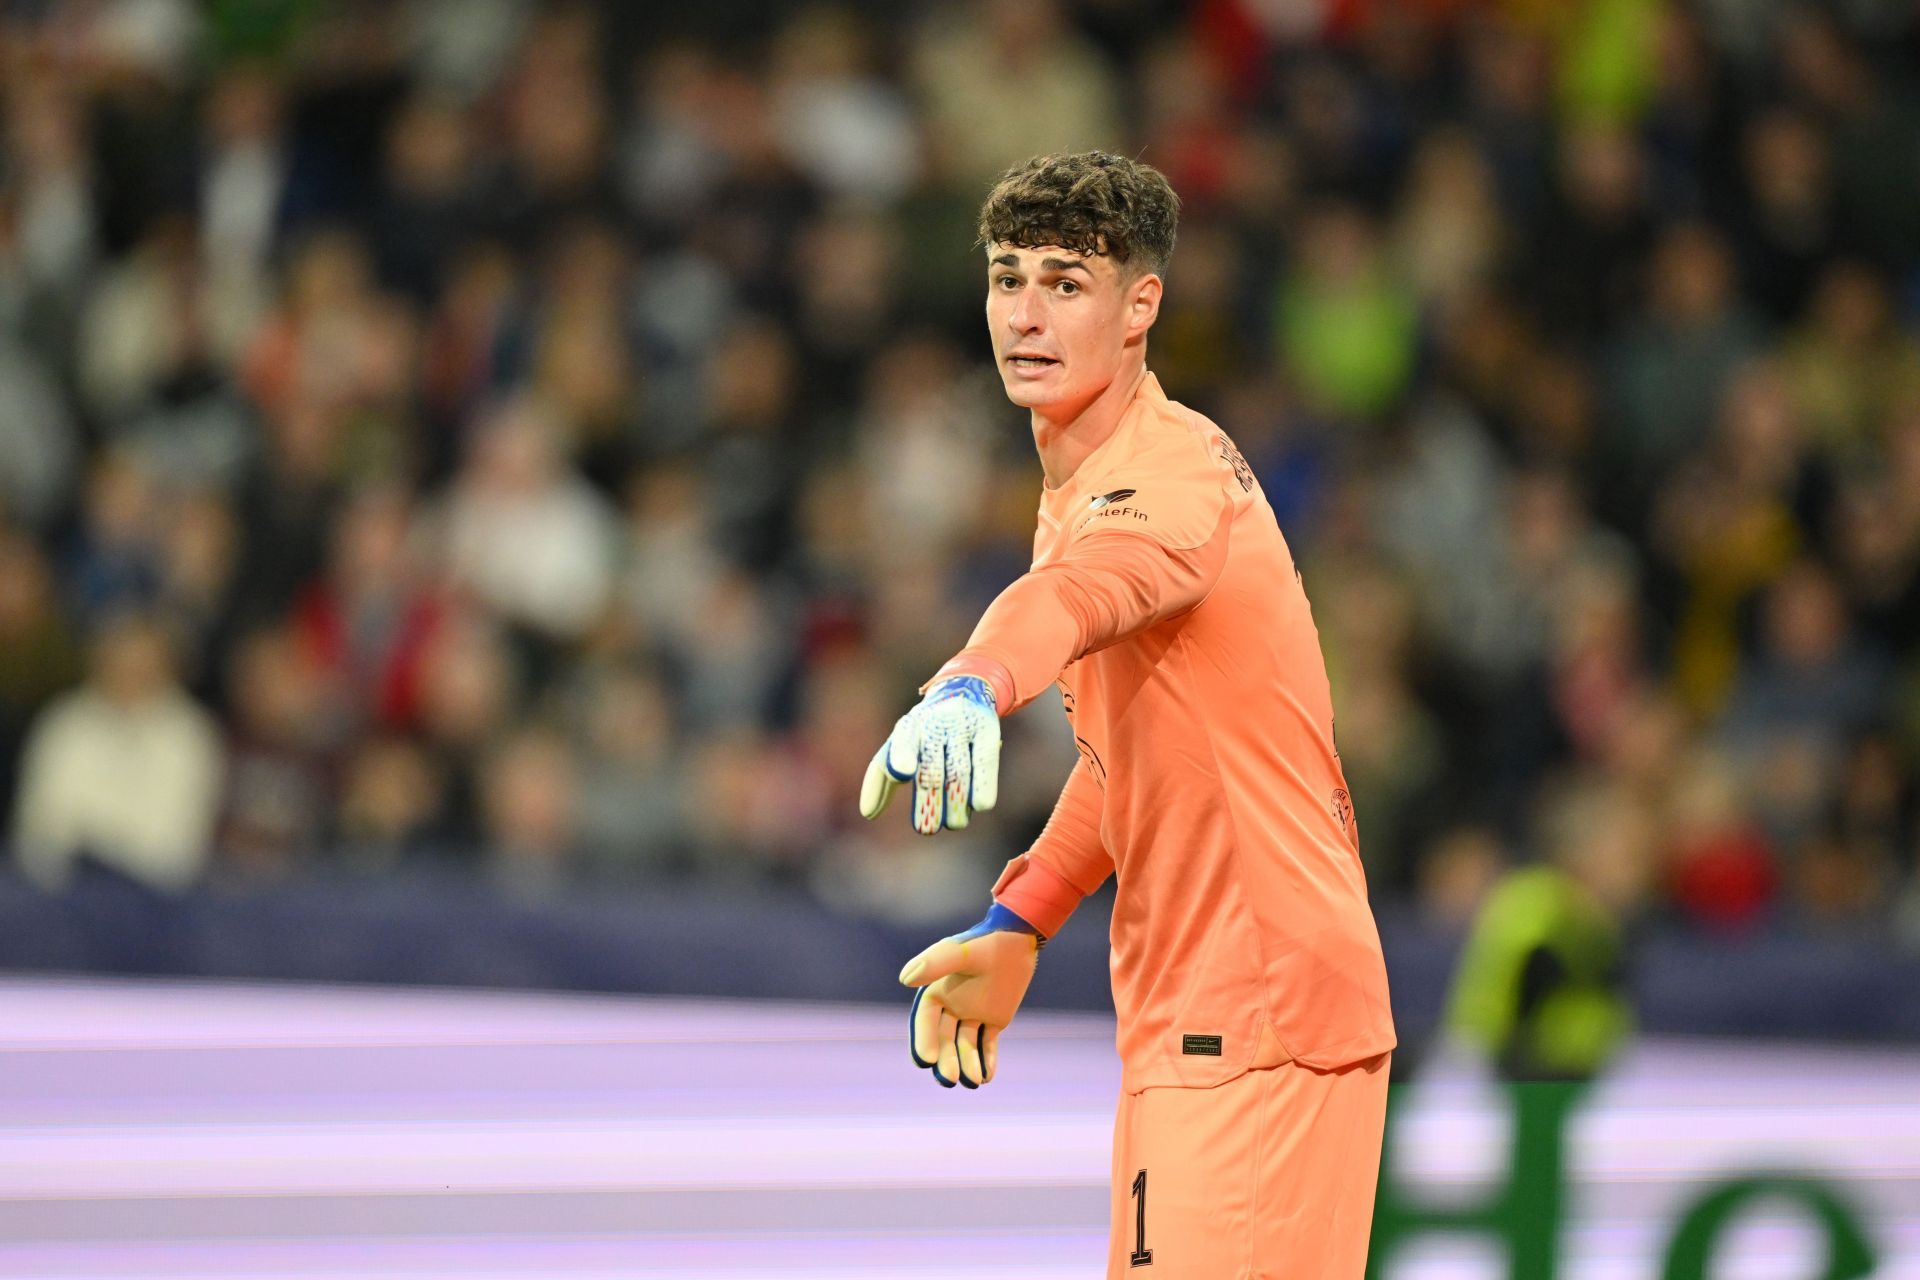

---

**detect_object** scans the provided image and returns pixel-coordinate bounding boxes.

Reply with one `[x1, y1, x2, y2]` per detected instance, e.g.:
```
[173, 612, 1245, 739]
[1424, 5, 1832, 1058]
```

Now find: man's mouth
[1007, 354, 1058, 370]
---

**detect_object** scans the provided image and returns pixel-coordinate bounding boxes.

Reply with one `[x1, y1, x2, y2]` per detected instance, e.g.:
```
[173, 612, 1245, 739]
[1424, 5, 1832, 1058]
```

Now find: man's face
[985, 242, 1159, 415]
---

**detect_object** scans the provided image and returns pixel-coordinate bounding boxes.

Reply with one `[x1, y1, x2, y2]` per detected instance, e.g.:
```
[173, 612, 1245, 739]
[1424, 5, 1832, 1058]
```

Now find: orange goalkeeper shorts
[1106, 1051, 1391, 1279]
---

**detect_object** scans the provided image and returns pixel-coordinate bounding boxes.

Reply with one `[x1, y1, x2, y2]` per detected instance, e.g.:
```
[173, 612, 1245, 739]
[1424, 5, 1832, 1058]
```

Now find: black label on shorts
[1182, 1034, 1223, 1056]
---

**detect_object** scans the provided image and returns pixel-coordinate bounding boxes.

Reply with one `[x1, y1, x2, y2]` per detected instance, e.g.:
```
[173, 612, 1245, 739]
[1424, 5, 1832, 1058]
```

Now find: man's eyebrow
[988, 253, 1097, 274]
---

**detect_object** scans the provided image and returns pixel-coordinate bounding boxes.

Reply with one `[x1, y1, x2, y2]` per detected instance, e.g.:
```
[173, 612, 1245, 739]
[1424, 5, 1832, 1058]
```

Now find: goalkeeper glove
[899, 903, 1042, 1089]
[859, 674, 1001, 834]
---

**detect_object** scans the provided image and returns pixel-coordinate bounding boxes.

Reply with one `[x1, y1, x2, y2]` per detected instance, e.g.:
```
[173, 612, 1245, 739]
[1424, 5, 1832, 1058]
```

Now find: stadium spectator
[0, 531, 82, 831]
[292, 481, 446, 732]
[480, 725, 582, 895]
[12, 612, 222, 892]
[568, 657, 687, 877]
[1445, 774, 1653, 1081]
[0, 0, 1913, 949]
[0, 339, 77, 530]
[215, 622, 338, 876]
[335, 735, 447, 871]
[435, 393, 619, 643]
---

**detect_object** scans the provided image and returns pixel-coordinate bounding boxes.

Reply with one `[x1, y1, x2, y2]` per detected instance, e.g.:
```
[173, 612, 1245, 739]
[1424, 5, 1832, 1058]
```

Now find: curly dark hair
[976, 151, 1180, 277]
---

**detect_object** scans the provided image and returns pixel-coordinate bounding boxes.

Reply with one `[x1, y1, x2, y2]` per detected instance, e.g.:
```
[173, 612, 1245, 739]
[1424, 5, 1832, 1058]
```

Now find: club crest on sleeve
[1332, 787, 1357, 847]
[1214, 434, 1255, 492]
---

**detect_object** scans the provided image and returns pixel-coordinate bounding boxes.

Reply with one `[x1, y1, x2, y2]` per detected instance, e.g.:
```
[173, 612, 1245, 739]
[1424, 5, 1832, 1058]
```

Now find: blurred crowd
[0, 0, 1916, 939]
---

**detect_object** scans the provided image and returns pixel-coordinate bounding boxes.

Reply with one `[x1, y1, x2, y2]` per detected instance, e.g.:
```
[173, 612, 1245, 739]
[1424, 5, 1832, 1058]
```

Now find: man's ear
[1127, 272, 1163, 338]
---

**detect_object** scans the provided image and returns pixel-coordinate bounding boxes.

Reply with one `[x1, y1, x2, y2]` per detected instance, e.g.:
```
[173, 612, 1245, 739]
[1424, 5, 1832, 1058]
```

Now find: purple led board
[0, 977, 1912, 1278]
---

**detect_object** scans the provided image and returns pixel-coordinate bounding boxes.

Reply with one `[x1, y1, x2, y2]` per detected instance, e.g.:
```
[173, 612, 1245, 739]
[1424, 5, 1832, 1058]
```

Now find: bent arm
[991, 758, 1110, 938]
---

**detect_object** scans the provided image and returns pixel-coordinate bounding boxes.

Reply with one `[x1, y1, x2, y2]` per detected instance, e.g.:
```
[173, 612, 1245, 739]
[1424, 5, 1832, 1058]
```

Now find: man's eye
[1057, 280, 1079, 295]
[996, 275, 1019, 289]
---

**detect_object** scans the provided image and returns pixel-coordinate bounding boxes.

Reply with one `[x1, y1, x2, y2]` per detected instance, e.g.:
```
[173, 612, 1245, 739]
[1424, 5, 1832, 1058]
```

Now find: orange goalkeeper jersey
[942, 370, 1395, 1092]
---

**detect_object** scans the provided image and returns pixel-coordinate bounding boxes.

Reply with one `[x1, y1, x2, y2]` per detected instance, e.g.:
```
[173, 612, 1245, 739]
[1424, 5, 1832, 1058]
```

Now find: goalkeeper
[860, 152, 1396, 1279]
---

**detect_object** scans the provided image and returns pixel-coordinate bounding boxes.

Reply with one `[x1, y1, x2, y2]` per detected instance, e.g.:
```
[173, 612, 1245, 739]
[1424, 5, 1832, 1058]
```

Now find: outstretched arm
[935, 509, 1232, 717]
[861, 513, 1232, 834]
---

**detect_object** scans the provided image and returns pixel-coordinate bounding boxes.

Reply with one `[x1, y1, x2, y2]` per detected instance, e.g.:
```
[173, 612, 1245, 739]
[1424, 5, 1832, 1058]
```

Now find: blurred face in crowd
[420, 618, 513, 749]
[341, 738, 441, 846]
[92, 617, 175, 708]
[333, 485, 414, 597]
[230, 627, 318, 741]
[483, 730, 578, 859]
[1764, 560, 1849, 667]
[0, 534, 53, 636]
[985, 242, 1161, 422]
[1548, 778, 1656, 917]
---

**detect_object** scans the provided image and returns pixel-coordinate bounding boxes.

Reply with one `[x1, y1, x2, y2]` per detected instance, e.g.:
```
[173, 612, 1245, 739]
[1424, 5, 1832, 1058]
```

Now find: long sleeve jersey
[947, 371, 1395, 1092]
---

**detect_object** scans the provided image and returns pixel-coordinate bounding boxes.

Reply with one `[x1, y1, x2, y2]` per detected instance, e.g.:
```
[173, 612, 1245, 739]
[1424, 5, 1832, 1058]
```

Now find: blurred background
[0, 0, 1912, 1020]
[0, 0, 1915, 1035]
[1, 0, 1918, 1274]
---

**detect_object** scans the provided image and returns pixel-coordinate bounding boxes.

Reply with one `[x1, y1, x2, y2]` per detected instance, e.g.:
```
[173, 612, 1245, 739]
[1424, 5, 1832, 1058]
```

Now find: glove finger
[884, 713, 918, 782]
[982, 1024, 1000, 1084]
[956, 1019, 986, 1087]
[913, 723, 945, 835]
[933, 1005, 961, 1089]
[858, 746, 898, 820]
[910, 985, 943, 1069]
[944, 734, 971, 831]
[970, 717, 1001, 812]
[899, 936, 968, 987]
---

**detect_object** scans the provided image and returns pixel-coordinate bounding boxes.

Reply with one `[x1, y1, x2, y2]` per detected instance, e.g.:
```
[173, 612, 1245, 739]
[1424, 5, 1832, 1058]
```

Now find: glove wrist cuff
[991, 853, 1084, 940]
[929, 653, 1015, 716]
[981, 902, 1044, 939]
[954, 901, 1047, 952]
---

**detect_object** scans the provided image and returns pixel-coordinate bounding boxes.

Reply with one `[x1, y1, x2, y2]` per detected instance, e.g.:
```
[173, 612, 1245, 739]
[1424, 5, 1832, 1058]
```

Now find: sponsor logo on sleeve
[1075, 488, 1149, 532]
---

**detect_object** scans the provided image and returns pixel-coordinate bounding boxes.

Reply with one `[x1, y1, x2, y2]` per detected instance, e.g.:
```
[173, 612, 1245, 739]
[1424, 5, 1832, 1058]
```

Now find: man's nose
[1008, 287, 1044, 333]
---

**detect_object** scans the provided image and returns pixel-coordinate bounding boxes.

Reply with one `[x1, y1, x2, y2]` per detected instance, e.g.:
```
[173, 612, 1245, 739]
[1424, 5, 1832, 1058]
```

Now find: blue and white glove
[858, 674, 1002, 835]
[899, 903, 1044, 1088]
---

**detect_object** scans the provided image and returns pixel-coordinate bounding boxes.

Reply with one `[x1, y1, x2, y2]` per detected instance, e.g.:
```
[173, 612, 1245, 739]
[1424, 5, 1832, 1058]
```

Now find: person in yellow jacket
[1445, 777, 1654, 1081]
